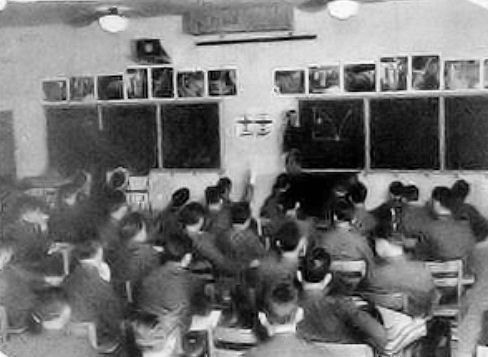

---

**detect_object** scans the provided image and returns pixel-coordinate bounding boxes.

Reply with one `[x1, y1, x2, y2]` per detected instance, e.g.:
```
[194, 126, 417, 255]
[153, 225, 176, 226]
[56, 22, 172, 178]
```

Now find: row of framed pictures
[274, 56, 488, 94]
[42, 67, 237, 102]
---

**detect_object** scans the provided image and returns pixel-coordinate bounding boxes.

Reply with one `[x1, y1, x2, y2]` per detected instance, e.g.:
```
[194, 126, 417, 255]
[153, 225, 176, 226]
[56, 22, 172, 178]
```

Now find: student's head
[273, 220, 304, 256]
[171, 188, 190, 210]
[285, 149, 302, 175]
[332, 197, 355, 223]
[204, 186, 222, 210]
[259, 282, 302, 334]
[349, 182, 368, 205]
[403, 185, 419, 203]
[273, 174, 290, 194]
[13, 196, 49, 228]
[451, 179, 470, 203]
[34, 288, 72, 331]
[431, 186, 453, 214]
[217, 177, 232, 200]
[130, 310, 182, 357]
[164, 232, 193, 267]
[179, 202, 206, 233]
[298, 247, 332, 289]
[389, 181, 405, 200]
[231, 202, 251, 228]
[374, 237, 404, 259]
[73, 240, 104, 263]
[120, 212, 148, 244]
[57, 182, 81, 208]
[106, 190, 129, 221]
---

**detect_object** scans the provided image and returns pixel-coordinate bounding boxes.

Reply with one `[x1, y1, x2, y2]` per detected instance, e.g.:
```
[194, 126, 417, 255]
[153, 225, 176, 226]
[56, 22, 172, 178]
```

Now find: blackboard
[46, 106, 100, 176]
[161, 102, 220, 169]
[446, 96, 488, 170]
[292, 99, 365, 169]
[370, 98, 439, 169]
[102, 105, 158, 174]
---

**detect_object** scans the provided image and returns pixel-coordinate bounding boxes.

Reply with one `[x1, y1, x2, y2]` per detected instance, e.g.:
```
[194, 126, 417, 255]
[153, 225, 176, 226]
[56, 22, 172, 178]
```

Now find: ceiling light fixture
[99, 7, 128, 33]
[327, 0, 360, 20]
[0, 0, 7, 11]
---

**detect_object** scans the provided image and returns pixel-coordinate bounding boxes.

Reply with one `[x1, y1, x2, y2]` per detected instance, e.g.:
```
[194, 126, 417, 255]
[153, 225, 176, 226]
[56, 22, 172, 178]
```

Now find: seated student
[1, 288, 101, 357]
[255, 220, 306, 309]
[348, 182, 377, 236]
[260, 174, 290, 221]
[217, 177, 233, 207]
[129, 310, 184, 357]
[98, 190, 129, 249]
[244, 282, 326, 357]
[370, 181, 405, 238]
[362, 237, 436, 317]
[135, 233, 196, 333]
[296, 247, 387, 350]
[450, 179, 488, 242]
[203, 186, 231, 236]
[318, 198, 375, 269]
[0, 240, 38, 331]
[180, 202, 238, 276]
[107, 212, 160, 300]
[154, 187, 190, 247]
[217, 202, 265, 270]
[415, 186, 476, 261]
[62, 240, 123, 350]
[4, 196, 51, 264]
[398, 184, 435, 238]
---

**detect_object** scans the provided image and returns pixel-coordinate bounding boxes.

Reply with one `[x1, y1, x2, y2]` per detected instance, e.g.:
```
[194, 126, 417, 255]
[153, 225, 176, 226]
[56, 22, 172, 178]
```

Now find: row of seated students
[0, 172, 488, 356]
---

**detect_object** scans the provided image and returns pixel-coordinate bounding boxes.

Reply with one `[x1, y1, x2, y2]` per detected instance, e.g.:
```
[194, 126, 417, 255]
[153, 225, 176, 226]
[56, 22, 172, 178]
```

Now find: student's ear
[323, 273, 332, 288]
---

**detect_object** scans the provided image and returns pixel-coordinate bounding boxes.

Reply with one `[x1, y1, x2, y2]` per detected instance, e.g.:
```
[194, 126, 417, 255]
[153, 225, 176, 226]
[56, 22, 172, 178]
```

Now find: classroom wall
[1, 0, 488, 212]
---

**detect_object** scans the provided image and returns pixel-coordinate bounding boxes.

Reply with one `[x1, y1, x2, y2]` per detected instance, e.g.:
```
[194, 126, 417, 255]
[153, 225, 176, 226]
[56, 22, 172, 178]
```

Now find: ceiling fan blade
[298, 0, 330, 12]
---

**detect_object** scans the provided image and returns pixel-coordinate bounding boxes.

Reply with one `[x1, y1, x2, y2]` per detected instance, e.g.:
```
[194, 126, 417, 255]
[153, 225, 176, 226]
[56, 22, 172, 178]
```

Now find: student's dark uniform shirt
[204, 207, 232, 236]
[363, 256, 436, 317]
[452, 203, 488, 242]
[297, 289, 387, 350]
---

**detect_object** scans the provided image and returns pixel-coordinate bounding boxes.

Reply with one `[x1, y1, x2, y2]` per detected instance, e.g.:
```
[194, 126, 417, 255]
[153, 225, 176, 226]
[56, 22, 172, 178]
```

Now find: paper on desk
[190, 310, 222, 331]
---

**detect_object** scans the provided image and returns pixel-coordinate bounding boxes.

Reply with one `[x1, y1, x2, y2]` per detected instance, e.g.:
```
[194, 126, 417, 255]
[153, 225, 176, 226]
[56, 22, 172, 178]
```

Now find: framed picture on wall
[69, 76, 95, 101]
[380, 57, 408, 91]
[42, 79, 68, 102]
[97, 74, 124, 100]
[274, 69, 305, 94]
[152, 67, 174, 98]
[344, 63, 376, 92]
[308, 65, 340, 93]
[444, 60, 480, 90]
[208, 69, 237, 96]
[125, 68, 148, 99]
[177, 71, 205, 97]
[412, 55, 440, 90]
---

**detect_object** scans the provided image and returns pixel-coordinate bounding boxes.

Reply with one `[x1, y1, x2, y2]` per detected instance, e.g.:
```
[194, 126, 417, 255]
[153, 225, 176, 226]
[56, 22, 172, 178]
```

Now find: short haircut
[34, 288, 69, 322]
[389, 181, 405, 197]
[273, 220, 301, 252]
[164, 232, 193, 262]
[300, 247, 331, 284]
[205, 186, 221, 205]
[333, 197, 354, 222]
[349, 182, 368, 204]
[431, 186, 452, 208]
[179, 202, 205, 226]
[73, 240, 102, 261]
[403, 185, 419, 202]
[11, 195, 48, 219]
[217, 177, 232, 195]
[452, 179, 470, 202]
[171, 188, 190, 208]
[273, 174, 290, 191]
[266, 282, 298, 325]
[231, 202, 251, 224]
[119, 212, 146, 242]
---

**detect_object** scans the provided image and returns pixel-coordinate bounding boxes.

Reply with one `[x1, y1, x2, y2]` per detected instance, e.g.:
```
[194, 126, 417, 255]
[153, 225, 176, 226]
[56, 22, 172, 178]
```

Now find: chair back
[330, 260, 367, 278]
